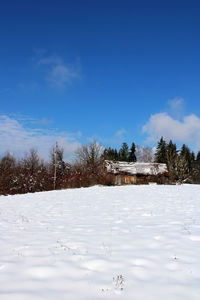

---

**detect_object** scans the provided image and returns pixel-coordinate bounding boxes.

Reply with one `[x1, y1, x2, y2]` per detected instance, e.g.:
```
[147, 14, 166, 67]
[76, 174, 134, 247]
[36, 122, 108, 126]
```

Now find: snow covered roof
[105, 160, 168, 176]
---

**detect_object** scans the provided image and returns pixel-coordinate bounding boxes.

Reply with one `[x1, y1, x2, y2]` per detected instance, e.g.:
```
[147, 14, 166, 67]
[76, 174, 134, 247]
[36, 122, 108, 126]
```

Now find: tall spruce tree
[128, 142, 136, 162]
[154, 137, 167, 163]
[114, 149, 119, 161]
[102, 147, 118, 161]
[177, 144, 192, 181]
[102, 148, 113, 160]
[191, 150, 200, 183]
[196, 151, 200, 161]
[190, 152, 195, 164]
[119, 142, 129, 161]
[166, 140, 178, 181]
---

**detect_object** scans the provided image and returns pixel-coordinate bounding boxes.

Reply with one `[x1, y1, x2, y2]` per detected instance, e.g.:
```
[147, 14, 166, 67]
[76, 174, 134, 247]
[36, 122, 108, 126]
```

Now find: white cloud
[142, 112, 200, 149]
[47, 64, 78, 88]
[37, 53, 80, 88]
[17, 51, 80, 91]
[0, 115, 80, 161]
[168, 97, 185, 119]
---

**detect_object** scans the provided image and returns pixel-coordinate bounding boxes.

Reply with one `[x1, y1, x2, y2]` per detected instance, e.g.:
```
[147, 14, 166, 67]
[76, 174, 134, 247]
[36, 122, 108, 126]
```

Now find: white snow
[0, 185, 200, 300]
[105, 160, 168, 175]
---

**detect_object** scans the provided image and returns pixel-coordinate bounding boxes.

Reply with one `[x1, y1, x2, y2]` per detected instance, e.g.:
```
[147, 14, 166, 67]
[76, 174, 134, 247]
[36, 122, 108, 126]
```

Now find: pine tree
[154, 137, 167, 163]
[102, 147, 118, 161]
[196, 151, 200, 161]
[119, 142, 129, 161]
[128, 142, 136, 162]
[181, 144, 192, 169]
[166, 140, 178, 181]
[190, 152, 195, 164]
[191, 151, 200, 183]
[177, 144, 192, 181]
[114, 149, 119, 161]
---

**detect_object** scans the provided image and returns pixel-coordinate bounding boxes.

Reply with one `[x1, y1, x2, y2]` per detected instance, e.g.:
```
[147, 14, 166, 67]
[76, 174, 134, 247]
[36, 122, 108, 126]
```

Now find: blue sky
[1, 0, 200, 160]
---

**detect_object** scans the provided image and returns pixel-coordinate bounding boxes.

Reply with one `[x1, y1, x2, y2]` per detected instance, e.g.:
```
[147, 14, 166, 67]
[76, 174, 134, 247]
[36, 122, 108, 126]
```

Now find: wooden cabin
[104, 160, 169, 185]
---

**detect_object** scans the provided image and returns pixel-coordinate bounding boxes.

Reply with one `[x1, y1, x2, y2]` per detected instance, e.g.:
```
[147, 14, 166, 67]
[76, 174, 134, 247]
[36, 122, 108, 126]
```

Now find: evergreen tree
[166, 140, 178, 181]
[114, 149, 119, 161]
[191, 151, 200, 183]
[190, 152, 195, 163]
[154, 137, 167, 163]
[177, 144, 192, 181]
[196, 151, 200, 161]
[128, 142, 136, 162]
[180, 144, 192, 170]
[119, 142, 129, 161]
[102, 147, 118, 161]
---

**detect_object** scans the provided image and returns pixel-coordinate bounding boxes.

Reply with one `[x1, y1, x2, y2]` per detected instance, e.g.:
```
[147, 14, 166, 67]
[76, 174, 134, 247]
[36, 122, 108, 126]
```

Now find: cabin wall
[125, 175, 136, 184]
[115, 175, 136, 185]
[113, 174, 168, 185]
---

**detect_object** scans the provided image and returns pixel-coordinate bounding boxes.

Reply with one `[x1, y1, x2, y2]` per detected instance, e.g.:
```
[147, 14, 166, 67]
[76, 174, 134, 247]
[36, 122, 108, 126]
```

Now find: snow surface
[105, 160, 168, 175]
[0, 185, 200, 300]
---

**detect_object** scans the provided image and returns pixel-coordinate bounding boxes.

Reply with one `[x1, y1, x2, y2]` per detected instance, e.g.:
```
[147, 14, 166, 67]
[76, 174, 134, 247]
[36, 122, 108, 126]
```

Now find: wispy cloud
[0, 115, 80, 161]
[37, 54, 62, 66]
[168, 97, 185, 119]
[37, 52, 80, 89]
[88, 128, 127, 146]
[142, 111, 200, 150]
[115, 128, 127, 138]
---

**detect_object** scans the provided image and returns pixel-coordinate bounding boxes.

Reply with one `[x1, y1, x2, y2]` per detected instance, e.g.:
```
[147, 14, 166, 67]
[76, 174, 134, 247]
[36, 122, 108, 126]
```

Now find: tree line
[0, 139, 200, 195]
[102, 142, 154, 162]
[0, 143, 111, 195]
[154, 137, 200, 183]
[0, 141, 149, 195]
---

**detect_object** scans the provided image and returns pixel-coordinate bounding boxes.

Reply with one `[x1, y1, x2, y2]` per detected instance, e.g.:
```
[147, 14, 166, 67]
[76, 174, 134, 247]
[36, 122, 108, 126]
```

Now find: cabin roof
[105, 160, 168, 176]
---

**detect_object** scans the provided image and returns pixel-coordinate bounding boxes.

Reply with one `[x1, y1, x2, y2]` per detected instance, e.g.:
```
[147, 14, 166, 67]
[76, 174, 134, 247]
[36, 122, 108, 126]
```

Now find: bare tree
[50, 142, 71, 189]
[75, 141, 104, 166]
[0, 152, 16, 171]
[0, 152, 18, 195]
[136, 146, 154, 162]
[23, 148, 41, 175]
[53, 142, 58, 190]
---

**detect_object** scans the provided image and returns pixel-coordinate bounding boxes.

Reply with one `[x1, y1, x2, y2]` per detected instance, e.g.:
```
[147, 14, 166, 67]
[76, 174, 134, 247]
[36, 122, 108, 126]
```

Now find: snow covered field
[0, 185, 200, 300]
